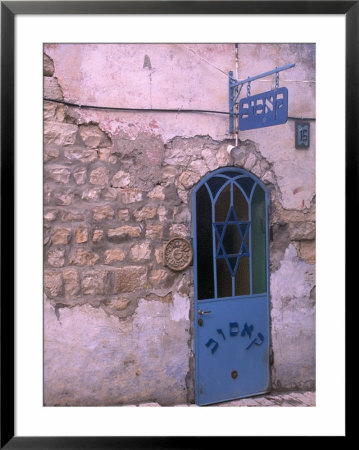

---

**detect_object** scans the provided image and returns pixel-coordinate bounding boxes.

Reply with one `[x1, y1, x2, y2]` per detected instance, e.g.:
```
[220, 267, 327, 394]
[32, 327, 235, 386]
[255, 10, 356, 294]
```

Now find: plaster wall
[43, 43, 316, 405]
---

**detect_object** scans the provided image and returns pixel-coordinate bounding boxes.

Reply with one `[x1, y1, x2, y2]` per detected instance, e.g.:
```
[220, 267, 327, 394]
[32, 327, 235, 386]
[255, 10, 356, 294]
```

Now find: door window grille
[194, 167, 268, 300]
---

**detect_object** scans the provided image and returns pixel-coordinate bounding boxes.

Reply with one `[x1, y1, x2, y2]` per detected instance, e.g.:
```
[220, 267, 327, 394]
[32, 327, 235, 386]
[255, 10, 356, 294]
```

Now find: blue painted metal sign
[193, 167, 270, 406]
[239, 87, 288, 131]
[229, 63, 295, 134]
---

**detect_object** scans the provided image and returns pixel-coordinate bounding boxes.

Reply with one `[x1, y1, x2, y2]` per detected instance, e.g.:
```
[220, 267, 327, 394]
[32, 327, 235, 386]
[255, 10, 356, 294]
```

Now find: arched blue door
[193, 167, 270, 405]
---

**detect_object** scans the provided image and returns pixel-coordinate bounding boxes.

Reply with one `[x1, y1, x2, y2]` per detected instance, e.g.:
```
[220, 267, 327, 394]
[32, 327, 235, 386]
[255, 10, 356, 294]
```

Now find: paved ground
[136, 391, 316, 407]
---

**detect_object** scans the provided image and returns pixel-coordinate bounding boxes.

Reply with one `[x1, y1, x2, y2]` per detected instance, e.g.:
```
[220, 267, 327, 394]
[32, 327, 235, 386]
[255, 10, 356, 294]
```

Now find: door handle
[198, 309, 212, 315]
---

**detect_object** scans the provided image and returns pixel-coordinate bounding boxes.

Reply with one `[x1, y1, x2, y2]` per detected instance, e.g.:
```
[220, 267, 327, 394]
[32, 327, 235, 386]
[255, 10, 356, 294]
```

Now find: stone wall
[43, 44, 316, 405]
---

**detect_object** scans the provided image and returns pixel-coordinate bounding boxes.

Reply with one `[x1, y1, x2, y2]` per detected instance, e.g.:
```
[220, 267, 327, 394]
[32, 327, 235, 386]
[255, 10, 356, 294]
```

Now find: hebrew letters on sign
[205, 321, 265, 355]
[239, 87, 288, 131]
[205, 338, 219, 354]
[246, 332, 265, 350]
[241, 322, 254, 338]
[229, 322, 240, 337]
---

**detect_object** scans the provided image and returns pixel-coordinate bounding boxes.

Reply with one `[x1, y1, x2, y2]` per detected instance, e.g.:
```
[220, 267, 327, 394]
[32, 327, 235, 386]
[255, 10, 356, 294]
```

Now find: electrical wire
[44, 97, 233, 115]
[179, 44, 232, 78]
[179, 44, 315, 84]
[44, 97, 316, 121]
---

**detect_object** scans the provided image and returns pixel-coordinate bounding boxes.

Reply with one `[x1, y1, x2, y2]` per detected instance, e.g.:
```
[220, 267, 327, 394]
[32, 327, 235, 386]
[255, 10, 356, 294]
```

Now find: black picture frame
[1, 1, 354, 447]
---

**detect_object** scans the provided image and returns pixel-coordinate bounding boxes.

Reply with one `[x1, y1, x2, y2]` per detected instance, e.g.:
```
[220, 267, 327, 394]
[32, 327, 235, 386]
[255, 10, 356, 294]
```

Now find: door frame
[192, 166, 270, 405]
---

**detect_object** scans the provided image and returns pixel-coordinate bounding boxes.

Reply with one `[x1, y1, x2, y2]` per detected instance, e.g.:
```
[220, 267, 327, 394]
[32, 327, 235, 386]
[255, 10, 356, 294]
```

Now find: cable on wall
[44, 98, 316, 121]
[179, 44, 316, 84]
[44, 97, 232, 116]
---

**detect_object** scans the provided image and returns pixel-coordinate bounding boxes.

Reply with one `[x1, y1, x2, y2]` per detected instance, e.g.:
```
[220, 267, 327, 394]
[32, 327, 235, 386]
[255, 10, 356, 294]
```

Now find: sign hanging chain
[275, 70, 280, 89]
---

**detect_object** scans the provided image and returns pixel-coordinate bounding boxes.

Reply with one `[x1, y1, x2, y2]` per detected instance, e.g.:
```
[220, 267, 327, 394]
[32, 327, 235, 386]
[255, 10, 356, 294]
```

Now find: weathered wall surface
[43, 43, 315, 405]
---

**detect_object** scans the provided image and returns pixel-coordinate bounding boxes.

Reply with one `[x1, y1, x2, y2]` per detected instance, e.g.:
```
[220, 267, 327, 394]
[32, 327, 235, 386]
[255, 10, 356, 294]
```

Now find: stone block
[64, 147, 98, 163]
[75, 225, 88, 243]
[51, 227, 72, 245]
[44, 146, 60, 162]
[93, 205, 115, 222]
[147, 186, 165, 200]
[92, 229, 104, 243]
[98, 148, 111, 161]
[43, 53, 54, 77]
[47, 247, 65, 267]
[44, 122, 78, 146]
[163, 145, 191, 167]
[177, 188, 188, 204]
[251, 162, 262, 177]
[63, 269, 80, 296]
[44, 77, 63, 101]
[113, 266, 147, 293]
[81, 187, 103, 202]
[149, 269, 171, 287]
[69, 248, 100, 266]
[118, 209, 130, 221]
[289, 222, 316, 240]
[54, 190, 74, 206]
[43, 102, 65, 122]
[104, 296, 130, 311]
[44, 185, 52, 205]
[112, 170, 131, 188]
[189, 159, 208, 177]
[82, 269, 111, 295]
[297, 240, 316, 264]
[104, 249, 126, 264]
[89, 167, 109, 186]
[216, 145, 231, 166]
[103, 188, 118, 201]
[44, 103, 57, 122]
[154, 247, 164, 264]
[129, 242, 151, 261]
[79, 124, 111, 148]
[201, 148, 217, 171]
[262, 170, 275, 185]
[244, 152, 257, 170]
[107, 226, 140, 240]
[133, 207, 157, 221]
[44, 271, 63, 298]
[73, 167, 87, 185]
[178, 170, 200, 189]
[44, 209, 58, 222]
[145, 225, 163, 239]
[61, 211, 86, 222]
[161, 166, 178, 181]
[260, 159, 271, 173]
[146, 292, 173, 303]
[157, 206, 167, 222]
[169, 224, 188, 238]
[120, 189, 142, 204]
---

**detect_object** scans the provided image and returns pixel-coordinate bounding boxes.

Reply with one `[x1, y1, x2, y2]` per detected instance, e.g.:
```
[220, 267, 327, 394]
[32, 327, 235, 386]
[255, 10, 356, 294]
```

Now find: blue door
[193, 167, 270, 405]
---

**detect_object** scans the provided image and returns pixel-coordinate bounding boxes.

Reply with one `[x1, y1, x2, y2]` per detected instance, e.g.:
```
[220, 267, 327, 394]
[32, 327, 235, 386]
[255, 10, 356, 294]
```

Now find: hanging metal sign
[229, 63, 295, 134]
[238, 87, 288, 131]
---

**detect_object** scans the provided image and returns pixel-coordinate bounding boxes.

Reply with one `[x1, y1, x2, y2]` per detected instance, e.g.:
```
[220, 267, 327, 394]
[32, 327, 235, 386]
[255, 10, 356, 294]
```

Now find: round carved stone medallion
[164, 237, 193, 271]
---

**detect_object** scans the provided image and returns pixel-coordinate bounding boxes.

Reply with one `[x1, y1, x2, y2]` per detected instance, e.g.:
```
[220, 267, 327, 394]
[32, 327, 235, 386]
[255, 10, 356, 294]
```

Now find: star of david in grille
[214, 206, 250, 277]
